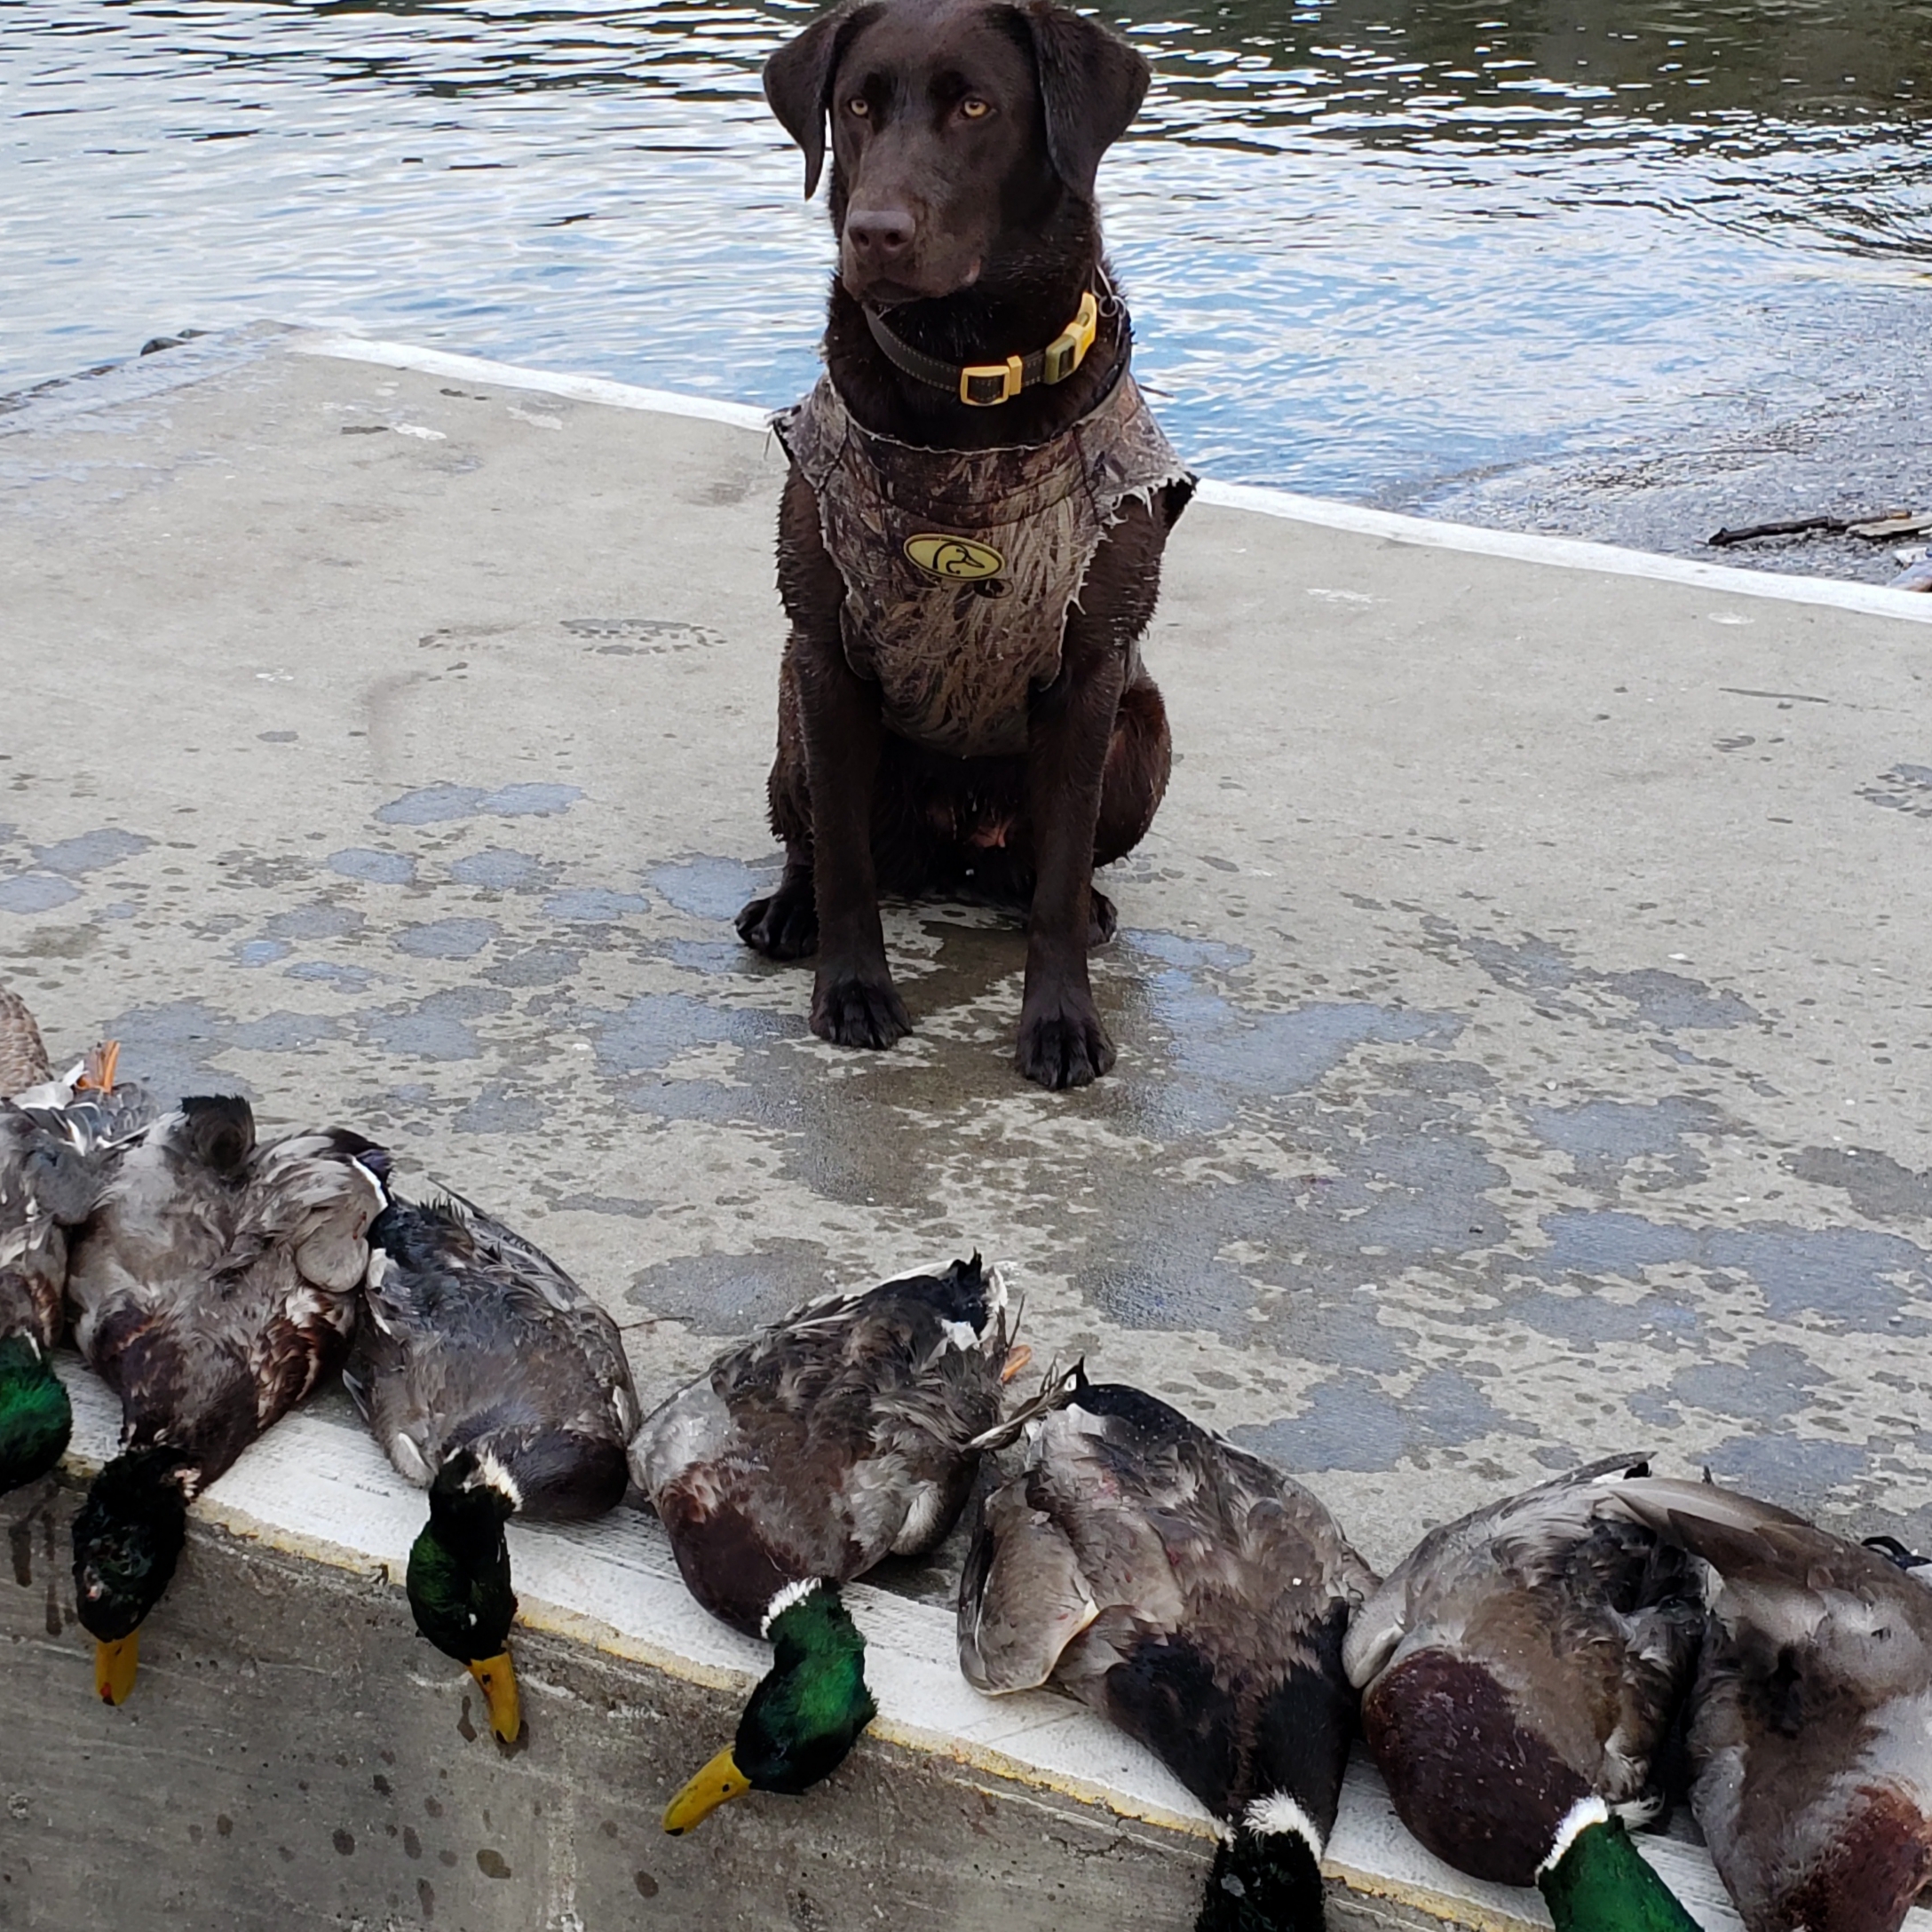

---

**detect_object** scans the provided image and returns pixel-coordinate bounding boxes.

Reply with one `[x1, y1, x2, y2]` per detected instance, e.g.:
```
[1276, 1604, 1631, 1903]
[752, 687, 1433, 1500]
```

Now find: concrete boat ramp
[4, 324, 1931, 1930]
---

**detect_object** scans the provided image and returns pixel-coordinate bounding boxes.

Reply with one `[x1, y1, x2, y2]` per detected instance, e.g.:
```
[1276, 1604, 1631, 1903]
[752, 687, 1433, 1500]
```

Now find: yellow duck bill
[662, 1746, 752, 1833]
[466, 1651, 521, 1743]
[94, 1632, 139, 1706]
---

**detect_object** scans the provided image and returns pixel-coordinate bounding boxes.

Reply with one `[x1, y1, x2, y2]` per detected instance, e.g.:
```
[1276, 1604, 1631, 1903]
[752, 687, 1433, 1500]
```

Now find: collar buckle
[960, 355, 1024, 408]
[1041, 292, 1099, 386]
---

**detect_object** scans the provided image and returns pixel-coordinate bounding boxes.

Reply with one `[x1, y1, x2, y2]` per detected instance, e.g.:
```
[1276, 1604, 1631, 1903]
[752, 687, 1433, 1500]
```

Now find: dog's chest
[777, 374, 1185, 760]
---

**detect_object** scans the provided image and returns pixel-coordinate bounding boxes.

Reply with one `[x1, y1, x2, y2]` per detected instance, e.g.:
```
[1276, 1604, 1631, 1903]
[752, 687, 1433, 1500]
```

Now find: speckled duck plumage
[632, 1254, 1024, 1635]
[1343, 1454, 1706, 1891]
[1610, 1476, 1932, 1932]
[959, 1376, 1376, 1929]
[0, 985, 155, 1494]
[69, 1097, 389, 1485]
[348, 1190, 641, 1521]
[66, 1095, 388, 1698]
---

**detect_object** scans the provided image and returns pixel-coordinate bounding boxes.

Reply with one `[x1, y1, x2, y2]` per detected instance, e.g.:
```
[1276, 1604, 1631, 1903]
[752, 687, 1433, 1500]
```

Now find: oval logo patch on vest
[905, 534, 1005, 582]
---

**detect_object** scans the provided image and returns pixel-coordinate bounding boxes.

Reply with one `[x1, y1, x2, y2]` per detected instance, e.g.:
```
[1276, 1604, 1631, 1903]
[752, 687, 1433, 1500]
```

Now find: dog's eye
[847, 97, 869, 117]
[959, 97, 991, 120]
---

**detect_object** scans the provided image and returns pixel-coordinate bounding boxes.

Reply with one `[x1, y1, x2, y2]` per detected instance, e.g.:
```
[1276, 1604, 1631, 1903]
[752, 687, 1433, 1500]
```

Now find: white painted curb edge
[292, 331, 1932, 629]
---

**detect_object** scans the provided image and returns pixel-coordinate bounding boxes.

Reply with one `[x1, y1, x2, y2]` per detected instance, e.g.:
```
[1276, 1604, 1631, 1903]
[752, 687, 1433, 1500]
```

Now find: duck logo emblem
[905, 534, 1005, 582]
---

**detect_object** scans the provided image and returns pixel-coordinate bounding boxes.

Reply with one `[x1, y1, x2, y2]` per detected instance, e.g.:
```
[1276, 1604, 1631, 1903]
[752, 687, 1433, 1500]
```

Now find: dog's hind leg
[1085, 673, 1173, 946]
[738, 656, 822, 960]
[1094, 676, 1172, 868]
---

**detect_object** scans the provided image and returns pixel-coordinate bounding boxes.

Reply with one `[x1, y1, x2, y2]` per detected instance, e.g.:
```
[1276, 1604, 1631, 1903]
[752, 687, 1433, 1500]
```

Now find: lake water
[4, 0, 1928, 574]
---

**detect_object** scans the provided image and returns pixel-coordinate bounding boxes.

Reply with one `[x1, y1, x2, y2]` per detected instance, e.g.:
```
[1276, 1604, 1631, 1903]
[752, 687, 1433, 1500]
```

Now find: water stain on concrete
[105, 997, 255, 1101]
[452, 1083, 547, 1136]
[376, 782, 583, 825]
[286, 960, 378, 991]
[1701, 1430, 1872, 1503]
[1857, 764, 1932, 819]
[1234, 1366, 1520, 1473]
[265, 904, 365, 942]
[1528, 1208, 1930, 1327]
[542, 889, 648, 924]
[1436, 920, 1757, 1031]
[356, 986, 511, 1063]
[1527, 1097, 1726, 1193]
[1670, 1342, 1825, 1420]
[329, 847, 416, 885]
[448, 848, 558, 892]
[30, 829, 152, 876]
[580, 990, 796, 1082]
[629, 1237, 842, 1334]
[1787, 1144, 1932, 1223]
[484, 945, 581, 988]
[394, 917, 500, 960]
[647, 855, 772, 921]
[0, 874, 81, 914]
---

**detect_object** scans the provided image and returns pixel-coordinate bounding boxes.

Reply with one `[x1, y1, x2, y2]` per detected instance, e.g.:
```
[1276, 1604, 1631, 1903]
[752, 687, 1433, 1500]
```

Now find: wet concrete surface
[4, 324, 1932, 1587]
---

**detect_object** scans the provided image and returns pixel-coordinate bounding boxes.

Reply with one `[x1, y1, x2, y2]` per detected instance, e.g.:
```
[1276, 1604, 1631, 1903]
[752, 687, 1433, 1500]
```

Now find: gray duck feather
[0, 984, 53, 1097]
[958, 1377, 1376, 1851]
[67, 1096, 388, 1493]
[0, 992, 155, 1356]
[346, 1191, 640, 1519]
[1343, 1453, 1705, 1888]
[631, 1255, 1017, 1635]
[1610, 1475, 1932, 1932]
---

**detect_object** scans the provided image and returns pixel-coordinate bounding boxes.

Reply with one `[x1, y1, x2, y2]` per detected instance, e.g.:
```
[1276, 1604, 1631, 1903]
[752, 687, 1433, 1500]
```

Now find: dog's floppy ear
[1013, 1, 1149, 202]
[764, 2, 881, 200]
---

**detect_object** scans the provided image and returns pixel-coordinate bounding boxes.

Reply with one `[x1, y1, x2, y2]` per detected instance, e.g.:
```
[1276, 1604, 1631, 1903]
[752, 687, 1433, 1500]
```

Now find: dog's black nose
[844, 208, 915, 261]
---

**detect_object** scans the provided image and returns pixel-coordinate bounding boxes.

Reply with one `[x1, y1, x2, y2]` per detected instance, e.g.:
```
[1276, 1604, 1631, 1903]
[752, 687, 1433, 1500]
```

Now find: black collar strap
[865, 291, 1099, 408]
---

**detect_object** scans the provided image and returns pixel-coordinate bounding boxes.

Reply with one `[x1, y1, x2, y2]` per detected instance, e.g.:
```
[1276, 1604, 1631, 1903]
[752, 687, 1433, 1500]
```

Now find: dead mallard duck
[346, 1189, 643, 1744]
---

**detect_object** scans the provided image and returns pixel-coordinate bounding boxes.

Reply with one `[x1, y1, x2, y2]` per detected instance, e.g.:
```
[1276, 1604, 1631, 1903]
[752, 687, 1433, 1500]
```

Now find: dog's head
[764, 0, 1148, 305]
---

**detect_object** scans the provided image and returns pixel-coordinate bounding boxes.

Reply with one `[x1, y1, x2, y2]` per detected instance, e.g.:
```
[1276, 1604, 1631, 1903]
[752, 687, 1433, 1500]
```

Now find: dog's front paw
[812, 972, 912, 1050]
[1016, 994, 1115, 1090]
[737, 887, 819, 961]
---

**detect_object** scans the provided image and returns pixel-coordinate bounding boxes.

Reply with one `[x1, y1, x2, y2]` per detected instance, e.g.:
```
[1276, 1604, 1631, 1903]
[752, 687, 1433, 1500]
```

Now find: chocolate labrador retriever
[738, 0, 1192, 1089]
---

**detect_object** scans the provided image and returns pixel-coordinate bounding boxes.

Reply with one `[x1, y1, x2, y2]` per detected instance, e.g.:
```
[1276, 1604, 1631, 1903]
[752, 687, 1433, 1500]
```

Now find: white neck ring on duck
[467, 1447, 524, 1514]
[1537, 1794, 1611, 1879]
[761, 1576, 823, 1638]
[1240, 1790, 1325, 1860]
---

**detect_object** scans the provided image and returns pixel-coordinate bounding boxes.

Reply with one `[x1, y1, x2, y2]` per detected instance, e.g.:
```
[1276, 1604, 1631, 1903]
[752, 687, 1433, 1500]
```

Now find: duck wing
[227, 1128, 386, 1436]
[0, 1105, 68, 1351]
[962, 1381, 1374, 1833]
[1612, 1477, 1932, 1932]
[67, 1106, 257, 1480]
[352, 1193, 638, 1514]
[69, 1104, 384, 1485]
[634, 1257, 1010, 1633]
[0, 986, 52, 1097]
[1347, 1455, 1704, 1887]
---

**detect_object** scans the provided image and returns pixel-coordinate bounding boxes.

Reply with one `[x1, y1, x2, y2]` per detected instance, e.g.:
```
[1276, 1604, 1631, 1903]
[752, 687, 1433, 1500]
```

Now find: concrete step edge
[54, 1360, 1877, 1932]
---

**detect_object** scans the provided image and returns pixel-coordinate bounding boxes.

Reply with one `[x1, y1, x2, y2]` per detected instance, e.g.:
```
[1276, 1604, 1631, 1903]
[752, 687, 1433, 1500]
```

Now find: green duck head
[72, 1445, 193, 1704]
[1538, 1801, 1701, 1932]
[0, 1332, 71, 1495]
[662, 1580, 877, 1833]
[407, 1449, 521, 1742]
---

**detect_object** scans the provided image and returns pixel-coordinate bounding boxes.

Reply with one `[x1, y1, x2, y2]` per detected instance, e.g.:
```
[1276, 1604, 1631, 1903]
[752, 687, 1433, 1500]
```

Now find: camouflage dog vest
[774, 368, 1192, 759]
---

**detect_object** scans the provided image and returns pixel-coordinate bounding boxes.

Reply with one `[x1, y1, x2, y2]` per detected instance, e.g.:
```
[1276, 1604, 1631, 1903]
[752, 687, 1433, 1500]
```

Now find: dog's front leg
[795, 631, 913, 1050]
[1016, 611, 1128, 1090]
